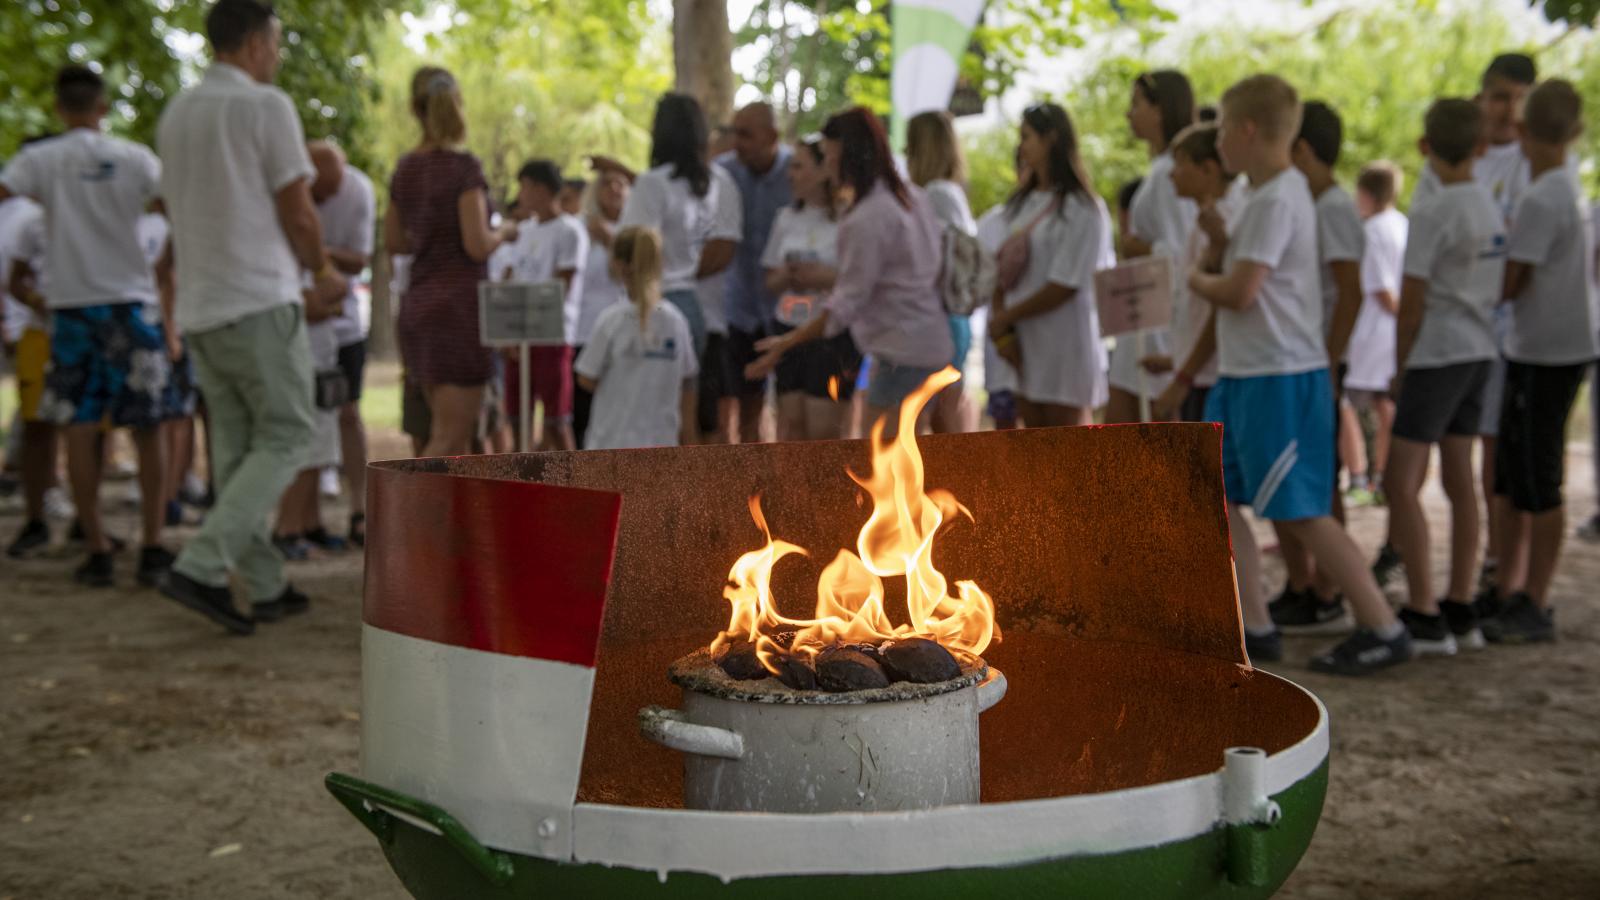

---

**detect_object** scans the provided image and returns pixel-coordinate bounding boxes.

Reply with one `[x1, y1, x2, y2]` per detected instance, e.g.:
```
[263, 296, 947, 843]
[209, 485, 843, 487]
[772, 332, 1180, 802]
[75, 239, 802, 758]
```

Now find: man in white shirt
[503, 159, 589, 451]
[154, 0, 344, 635]
[0, 65, 175, 589]
[308, 141, 374, 547]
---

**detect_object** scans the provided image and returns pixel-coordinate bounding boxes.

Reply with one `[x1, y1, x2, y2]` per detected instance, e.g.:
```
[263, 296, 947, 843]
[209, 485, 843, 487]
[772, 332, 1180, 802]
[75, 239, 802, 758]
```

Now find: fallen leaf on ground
[208, 843, 243, 858]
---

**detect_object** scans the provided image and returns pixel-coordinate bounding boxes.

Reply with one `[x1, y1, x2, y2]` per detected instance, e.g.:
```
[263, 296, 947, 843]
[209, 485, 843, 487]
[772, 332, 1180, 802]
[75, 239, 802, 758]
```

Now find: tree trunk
[672, 0, 736, 129]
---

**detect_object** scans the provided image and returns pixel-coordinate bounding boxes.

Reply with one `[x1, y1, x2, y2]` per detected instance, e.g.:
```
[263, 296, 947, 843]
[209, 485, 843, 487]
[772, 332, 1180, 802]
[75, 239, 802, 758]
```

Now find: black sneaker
[7, 519, 50, 558]
[304, 527, 347, 552]
[1439, 599, 1485, 651]
[74, 552, 115, 588]
[1309, 627, 1413, 676]
[137, 545, 177, 587]
[1267, 584, 1304, 616]
[165, 499, 183, 527]
[68, 521, 127, 554]
[252, 584, 310, 623]
[157, 570, 254, 635]
[1272, 591, 1352, 634]
[1371, 543, 1404, 588]
[1244, 629, 1283, 664]
[272, 533, 311, 562]
[1481, 593, 1555, 644]
[1476, 559, 1499, 596]
[1398, 607, 1457, 656]
[1471, 584, 1505, 622]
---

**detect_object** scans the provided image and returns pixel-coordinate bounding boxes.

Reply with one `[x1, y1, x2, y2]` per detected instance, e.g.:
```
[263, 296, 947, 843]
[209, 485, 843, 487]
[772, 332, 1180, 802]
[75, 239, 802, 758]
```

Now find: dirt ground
[2, 427, 1597, 899]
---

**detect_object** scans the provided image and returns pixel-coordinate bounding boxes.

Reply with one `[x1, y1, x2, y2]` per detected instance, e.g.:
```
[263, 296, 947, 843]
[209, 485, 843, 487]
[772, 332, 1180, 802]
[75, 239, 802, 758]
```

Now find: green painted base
[356, 762, 1326, 899]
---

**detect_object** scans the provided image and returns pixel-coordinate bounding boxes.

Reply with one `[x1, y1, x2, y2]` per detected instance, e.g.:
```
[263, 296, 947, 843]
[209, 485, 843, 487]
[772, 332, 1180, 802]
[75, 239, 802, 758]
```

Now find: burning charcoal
[838, 642, 882, 663]
[772, 654, 817, 691]
[771, 631, 797, 650]
[879, 638, 961, 684]
[815, 647, 891, 693]
[712, 641, 767, 681]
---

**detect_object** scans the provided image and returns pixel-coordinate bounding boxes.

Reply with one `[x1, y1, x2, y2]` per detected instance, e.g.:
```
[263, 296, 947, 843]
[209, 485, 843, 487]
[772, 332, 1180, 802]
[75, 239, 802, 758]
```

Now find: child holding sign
[1190, 75, 1409, 675]
[574, 227, 699, 450]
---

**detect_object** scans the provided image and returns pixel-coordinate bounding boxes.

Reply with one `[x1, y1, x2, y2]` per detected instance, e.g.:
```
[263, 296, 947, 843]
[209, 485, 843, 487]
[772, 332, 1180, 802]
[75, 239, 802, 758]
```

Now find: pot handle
[976, 668, 1008, 714]
[638, 705, 745, 760]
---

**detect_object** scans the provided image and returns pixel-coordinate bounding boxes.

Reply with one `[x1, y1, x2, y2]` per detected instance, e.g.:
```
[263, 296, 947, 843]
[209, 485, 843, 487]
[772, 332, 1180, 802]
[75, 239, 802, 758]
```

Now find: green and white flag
[890, 0, 983, 149]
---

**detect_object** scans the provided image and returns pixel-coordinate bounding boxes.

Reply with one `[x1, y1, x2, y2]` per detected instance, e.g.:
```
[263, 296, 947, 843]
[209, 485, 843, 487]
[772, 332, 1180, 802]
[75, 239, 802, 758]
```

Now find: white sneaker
[43, 486, 75, 520]
[320, 467, 341, 498]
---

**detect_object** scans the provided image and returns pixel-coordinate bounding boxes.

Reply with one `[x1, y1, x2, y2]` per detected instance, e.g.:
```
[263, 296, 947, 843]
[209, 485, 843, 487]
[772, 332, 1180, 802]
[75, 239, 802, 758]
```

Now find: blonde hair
[410, 66, 466, 147]
[611, 226, 663, 329]
[1220, 74, 1302, 144]
[905, 110, 967, 187]
[1524, 79, 1584, 145]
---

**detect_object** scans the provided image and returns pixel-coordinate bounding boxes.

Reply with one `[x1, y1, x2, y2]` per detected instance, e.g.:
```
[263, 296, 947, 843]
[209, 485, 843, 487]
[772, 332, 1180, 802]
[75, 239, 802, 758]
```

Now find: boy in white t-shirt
[1268, 100, 1365, 632]
[1483, 80, 1599, 643]
[0, 65, 175, 588]
[1343, 162, 1407, 503]
[1190, 74, 1409, 675]
[1386, 100, 1507, 656]
[504, 159, 589, 451]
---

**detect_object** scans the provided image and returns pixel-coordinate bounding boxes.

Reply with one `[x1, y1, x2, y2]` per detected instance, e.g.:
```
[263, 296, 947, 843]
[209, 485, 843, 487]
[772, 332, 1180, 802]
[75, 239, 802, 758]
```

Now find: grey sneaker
[1481, 593, 1555, 644]
[1398, 607, 1457, 656]
[1309, 628, 1413, 676]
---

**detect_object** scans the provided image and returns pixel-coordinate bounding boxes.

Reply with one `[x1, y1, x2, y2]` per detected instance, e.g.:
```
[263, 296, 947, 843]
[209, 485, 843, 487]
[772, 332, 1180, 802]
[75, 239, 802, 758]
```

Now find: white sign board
[1094, 256, 1173, 338]
[479, 281, 566, 347]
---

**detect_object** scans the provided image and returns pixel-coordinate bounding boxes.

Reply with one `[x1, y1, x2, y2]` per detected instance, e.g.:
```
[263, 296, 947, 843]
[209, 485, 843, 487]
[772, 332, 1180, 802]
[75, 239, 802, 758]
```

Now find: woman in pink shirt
[746, 107, 952, 430]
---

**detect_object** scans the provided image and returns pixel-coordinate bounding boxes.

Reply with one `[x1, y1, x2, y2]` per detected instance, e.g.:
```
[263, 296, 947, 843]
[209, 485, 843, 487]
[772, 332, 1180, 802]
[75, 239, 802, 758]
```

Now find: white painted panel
[360, 624, 594, 859]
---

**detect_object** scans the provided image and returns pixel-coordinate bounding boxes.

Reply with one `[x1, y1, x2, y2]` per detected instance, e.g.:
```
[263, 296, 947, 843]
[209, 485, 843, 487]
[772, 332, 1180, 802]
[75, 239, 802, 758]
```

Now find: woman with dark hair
[617, 92, 739, 363]
[745, 107, 951, 430]
[987, 102, 1113, 428]
[1106, 69, 1198, 423]
[385, 66, 517, 456]
[759, 137, 861, 441]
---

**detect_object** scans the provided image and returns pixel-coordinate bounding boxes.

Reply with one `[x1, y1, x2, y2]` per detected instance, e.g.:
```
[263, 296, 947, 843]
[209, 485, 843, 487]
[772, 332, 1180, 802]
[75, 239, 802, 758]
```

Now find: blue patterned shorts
[42, 302, 178, 429]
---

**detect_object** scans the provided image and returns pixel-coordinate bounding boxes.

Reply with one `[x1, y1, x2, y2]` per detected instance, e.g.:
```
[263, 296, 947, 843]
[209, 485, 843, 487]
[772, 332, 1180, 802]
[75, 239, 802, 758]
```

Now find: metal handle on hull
[639, 706, 746, 760]
[976, 668, 1008, 714]
[324, 772, 515, 887]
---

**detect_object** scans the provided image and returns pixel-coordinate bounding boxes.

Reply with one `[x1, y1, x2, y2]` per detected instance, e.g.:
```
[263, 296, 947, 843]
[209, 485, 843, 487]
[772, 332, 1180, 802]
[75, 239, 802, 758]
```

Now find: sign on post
[1094, 255, 1173, 338]
[479, 281, 566, 347]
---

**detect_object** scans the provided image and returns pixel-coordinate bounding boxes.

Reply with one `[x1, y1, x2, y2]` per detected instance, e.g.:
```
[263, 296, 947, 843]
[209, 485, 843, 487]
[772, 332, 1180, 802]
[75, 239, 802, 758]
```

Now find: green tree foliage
[964, 3, 1600, 217]
[367, 0, 670, 200]
[0, 0, 391, 169]
[735, 0, 1173, 136]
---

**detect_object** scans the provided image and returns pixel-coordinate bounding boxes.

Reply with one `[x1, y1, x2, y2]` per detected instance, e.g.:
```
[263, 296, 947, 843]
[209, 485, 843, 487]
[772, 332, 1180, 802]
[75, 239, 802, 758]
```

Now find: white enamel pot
[639, 667, 1007, 813]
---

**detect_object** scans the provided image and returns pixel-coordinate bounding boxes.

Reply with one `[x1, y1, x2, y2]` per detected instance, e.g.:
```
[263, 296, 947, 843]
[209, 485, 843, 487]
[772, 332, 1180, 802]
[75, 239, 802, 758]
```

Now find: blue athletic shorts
[1204, 370, 1335, 521]
[867, 359, 942, 411]
[42, 302, 175, 429]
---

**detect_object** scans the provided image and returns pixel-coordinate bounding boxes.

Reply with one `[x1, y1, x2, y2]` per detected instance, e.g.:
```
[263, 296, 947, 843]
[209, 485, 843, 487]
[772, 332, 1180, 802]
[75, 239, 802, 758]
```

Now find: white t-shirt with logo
[136, 212, 169, 267]
[573, 300, 699, 450]
[761, 204, 838, 327]
[694, 166, 744, 336]
[1216, 167, 1326, 378]
[1413, 141, 1582, 225]
[1111, 153, 1194, 398]
[1400, 182, 1505, 369]
[619, 163, 741, 295]
[1344, 207, 1406, 391]
[0, 129, 160, 308]
[1504, 168, 1600, 366]
[506, 213, 590, 344]
[317, 166, 376, 348]
[1315, 184, 1365, 336]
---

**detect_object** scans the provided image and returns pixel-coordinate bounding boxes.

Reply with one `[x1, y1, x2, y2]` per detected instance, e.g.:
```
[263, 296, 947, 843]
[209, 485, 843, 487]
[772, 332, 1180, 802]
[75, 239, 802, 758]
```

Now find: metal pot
[638, 663, 1007, 813]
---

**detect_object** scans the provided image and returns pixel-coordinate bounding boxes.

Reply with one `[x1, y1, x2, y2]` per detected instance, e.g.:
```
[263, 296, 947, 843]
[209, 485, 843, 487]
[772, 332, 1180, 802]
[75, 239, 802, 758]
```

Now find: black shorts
[724, 327, 774, 400]
[1179, 384, 1212, 423]
[697, 332, 735, 434]
[774, 327, 862, 400]
[402, 375, 431, 443]
[1392, 360, 1491, 444]
[1494, 360, 1589, 513]
[337, 340, 367, 403]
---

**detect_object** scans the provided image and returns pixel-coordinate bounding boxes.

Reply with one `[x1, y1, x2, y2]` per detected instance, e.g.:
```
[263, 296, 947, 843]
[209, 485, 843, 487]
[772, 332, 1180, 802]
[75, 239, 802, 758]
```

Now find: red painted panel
[365, 470, 621, 667]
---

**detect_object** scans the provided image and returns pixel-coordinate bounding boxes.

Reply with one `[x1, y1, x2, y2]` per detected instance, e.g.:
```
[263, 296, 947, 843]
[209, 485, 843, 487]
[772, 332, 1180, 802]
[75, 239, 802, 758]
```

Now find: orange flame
[827, 375, 840, 402]
[712, 367, 998, 672]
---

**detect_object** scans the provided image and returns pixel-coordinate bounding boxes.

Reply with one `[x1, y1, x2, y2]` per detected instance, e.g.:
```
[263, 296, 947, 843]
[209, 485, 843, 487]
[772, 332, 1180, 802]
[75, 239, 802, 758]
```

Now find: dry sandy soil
[2, 431, 1597, 899]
